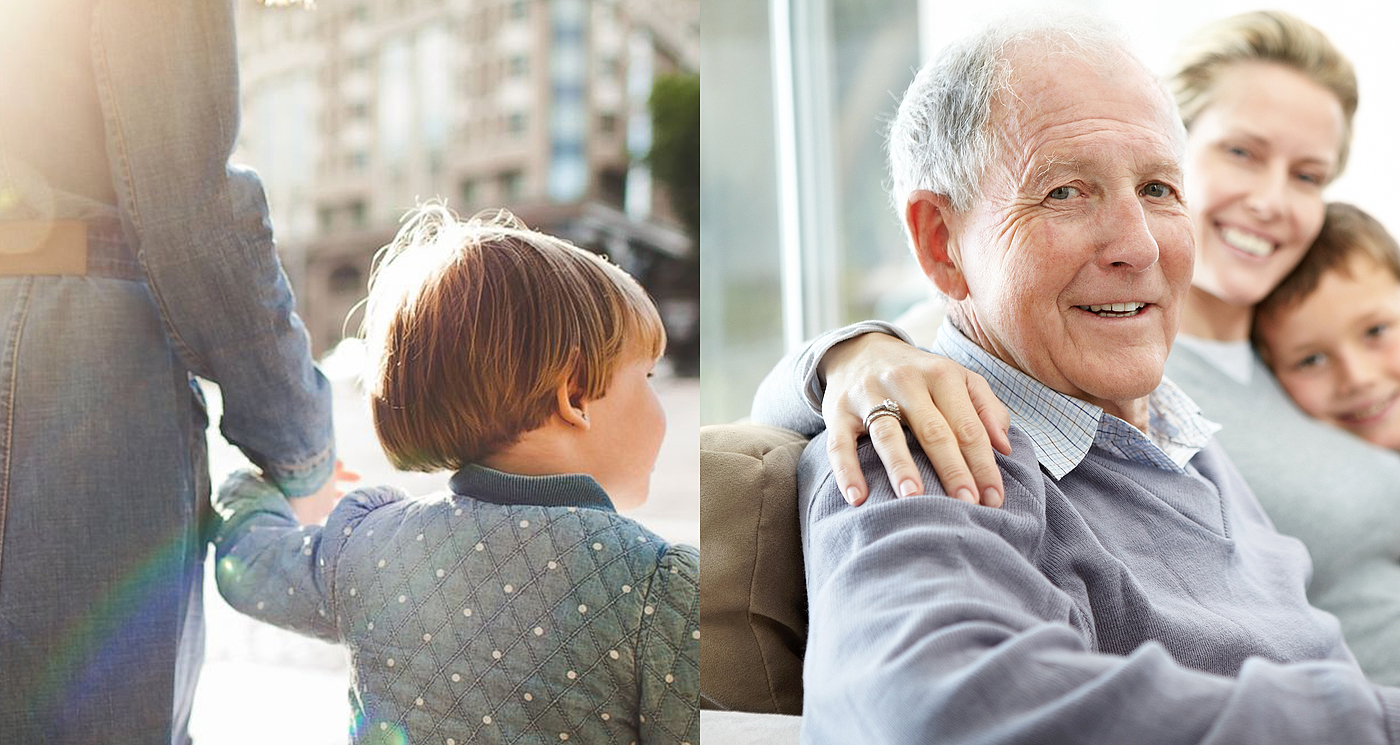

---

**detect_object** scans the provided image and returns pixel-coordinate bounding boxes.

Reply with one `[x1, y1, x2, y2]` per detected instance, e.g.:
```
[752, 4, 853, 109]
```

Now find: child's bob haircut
[361, 202, 666, 471]
[1253, 202, 1400, 357]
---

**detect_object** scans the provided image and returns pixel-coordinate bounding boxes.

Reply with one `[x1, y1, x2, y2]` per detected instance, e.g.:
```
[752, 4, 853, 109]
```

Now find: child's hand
[289, 460, 361, 526]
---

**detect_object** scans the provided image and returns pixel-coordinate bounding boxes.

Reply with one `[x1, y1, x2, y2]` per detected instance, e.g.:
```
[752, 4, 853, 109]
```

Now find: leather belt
[0, 219, 143, 281]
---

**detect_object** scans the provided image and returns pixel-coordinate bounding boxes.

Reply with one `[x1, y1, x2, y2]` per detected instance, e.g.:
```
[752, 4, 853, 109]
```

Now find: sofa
[699, 423, 809, 742]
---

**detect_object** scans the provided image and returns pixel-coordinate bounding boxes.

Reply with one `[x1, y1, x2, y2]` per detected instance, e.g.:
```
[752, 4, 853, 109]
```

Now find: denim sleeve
[749, 321, 915, 436]
[637, 543, 700, 745]
[90, 0, 333, 497]
[798, 430, 1400, 745]
[211, 470, 339, 642]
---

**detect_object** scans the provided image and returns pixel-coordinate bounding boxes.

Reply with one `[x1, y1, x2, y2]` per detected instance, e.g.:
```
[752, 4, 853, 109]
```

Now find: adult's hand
[288, 460, 360, 526]
[819, 333, 1010, 507]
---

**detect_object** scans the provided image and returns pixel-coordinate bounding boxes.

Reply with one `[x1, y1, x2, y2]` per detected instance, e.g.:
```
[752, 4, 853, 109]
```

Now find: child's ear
[554, 377, 592, 430]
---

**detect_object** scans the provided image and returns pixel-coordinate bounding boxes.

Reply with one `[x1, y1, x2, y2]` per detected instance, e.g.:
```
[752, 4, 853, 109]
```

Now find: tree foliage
[648, 72, 700, 241]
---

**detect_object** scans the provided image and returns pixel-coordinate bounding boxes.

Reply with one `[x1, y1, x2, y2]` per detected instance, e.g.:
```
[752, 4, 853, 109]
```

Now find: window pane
[700, 0, 783, 424]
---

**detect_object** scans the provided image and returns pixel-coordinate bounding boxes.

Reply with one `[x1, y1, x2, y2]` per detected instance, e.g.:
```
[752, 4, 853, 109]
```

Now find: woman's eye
[1047, 186, 1080, 200]
[1227, 146, 1250, 159]
[1295, 172, 1324, 186]
[1141, 182, 1173, 198]
[1367, 323, 1389, 339]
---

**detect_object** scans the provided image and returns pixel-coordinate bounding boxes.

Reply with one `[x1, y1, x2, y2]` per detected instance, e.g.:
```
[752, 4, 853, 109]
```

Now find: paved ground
[188, 368, 699, 743]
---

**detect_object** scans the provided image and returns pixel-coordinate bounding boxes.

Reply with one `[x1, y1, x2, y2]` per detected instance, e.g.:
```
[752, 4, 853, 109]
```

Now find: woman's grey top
[1167, 342, 1400, 686]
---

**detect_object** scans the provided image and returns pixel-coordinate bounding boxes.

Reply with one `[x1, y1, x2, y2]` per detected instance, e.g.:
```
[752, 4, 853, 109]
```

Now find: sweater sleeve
[212, 470, 340, 642]
[636, 543, 700, 745]
[749, 321, 915, 435]
[212, 472, 406, 643]
[798, 428, 1400, 745]
[91, 0, 334, 497]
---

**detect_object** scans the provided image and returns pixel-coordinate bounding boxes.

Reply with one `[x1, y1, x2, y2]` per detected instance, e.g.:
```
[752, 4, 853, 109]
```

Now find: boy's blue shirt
[212, 466, 699, 744]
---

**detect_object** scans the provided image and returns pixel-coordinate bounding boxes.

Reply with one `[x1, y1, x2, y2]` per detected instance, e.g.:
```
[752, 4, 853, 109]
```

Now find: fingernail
[955, 487, 975, 503]
[899, 480, 920, 498]
[984, 487, 1001, 506]
[845, 486, 860, 504]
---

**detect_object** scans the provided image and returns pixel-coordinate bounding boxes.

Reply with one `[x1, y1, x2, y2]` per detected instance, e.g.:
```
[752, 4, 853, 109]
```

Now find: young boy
[211, 204, 698, 744]
[1253, 202, 1400, 452]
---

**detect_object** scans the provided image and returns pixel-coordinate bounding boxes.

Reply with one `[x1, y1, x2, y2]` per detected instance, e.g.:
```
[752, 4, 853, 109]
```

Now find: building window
[599, 113, 618, 135]
[599, 167, 625, 207]
[510, 55, 530, 78]
[599, 56, 621, 80]
[508, 112, 528, 135]
[459, 179, 478, 209]
[329, 264, 363, 295]
[499, 169, 524, 202]
[509, 0, 528, 20]
[347, 151, 368, 171]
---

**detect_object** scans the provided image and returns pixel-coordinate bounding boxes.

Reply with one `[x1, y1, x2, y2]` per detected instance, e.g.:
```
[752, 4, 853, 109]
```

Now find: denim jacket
[213, 467, 700, 744]
[0, 0, 332, 741]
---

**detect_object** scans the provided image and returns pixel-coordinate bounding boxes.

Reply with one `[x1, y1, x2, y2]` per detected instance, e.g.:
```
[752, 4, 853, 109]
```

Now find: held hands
[820, 333, 1011, 507]
[288, 460, 361, 526]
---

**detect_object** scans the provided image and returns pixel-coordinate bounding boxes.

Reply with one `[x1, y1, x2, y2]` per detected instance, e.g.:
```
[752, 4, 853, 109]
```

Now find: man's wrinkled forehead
[986, 51, 1184, 184]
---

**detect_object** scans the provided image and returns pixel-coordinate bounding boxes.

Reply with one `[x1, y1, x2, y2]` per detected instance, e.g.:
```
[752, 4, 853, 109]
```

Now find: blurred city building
[232, 0, 699, 370]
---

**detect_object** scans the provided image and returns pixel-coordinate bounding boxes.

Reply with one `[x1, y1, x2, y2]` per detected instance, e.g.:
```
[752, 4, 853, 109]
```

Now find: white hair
[886, 11, 1184, 221]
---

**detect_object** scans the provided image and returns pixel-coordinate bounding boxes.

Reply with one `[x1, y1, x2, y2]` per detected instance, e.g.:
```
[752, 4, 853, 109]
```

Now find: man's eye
[1048, 186, 1079, 200]
[1141, 182, 1173, 198]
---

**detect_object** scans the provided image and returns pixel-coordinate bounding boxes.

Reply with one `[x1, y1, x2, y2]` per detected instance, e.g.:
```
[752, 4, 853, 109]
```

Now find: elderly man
[752, 16, 1400, 745]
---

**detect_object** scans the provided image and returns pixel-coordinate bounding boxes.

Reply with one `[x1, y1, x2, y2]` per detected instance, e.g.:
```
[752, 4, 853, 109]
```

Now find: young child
[212, 205, 698, 744]
[1253, 202, 1400, 452]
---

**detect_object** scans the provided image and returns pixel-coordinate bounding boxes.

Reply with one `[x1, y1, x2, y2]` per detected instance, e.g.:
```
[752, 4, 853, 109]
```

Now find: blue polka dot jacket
[212, 465, 699, 744]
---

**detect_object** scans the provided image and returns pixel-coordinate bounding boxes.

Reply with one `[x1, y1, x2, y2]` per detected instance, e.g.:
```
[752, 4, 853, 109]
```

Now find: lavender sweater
[757, 324, 1400, 744]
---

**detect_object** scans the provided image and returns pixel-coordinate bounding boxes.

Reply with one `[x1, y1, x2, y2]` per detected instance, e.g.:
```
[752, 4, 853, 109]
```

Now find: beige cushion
[700, 423, 809, 715]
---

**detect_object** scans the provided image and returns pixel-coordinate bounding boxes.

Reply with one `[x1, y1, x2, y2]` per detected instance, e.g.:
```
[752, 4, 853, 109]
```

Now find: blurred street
[189, 369, 698, 744]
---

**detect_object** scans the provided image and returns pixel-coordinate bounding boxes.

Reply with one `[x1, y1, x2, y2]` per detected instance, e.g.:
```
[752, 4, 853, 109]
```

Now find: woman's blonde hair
[360, 203, 665, 471]
[1169, 10, 1358, 178]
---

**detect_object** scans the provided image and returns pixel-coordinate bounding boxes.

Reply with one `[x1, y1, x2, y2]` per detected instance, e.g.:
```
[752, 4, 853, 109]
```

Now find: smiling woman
[1179, 60, 1351, 340]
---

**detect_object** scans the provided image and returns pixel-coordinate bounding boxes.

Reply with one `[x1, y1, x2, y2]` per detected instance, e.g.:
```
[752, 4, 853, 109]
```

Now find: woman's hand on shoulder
[820, 332, 1010, 507]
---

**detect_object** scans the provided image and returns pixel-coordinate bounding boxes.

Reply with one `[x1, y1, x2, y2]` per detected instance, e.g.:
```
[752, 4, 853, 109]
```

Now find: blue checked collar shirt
[932, 319, 1221, 480]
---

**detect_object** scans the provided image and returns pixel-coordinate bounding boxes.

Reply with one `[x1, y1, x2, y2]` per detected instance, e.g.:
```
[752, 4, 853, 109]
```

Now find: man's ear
[906, 190, 969, 300]
[553, 377, 591, 430]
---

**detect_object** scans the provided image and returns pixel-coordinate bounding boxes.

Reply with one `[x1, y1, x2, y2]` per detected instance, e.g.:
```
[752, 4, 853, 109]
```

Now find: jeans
[0, 0, 334, 741]
[0, 274, 210, 743]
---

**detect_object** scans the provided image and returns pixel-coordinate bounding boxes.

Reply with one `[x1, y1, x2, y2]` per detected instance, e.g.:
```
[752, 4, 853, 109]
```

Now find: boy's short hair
[361, 203, 666, 471]
[1253, 202, 1400, 356]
